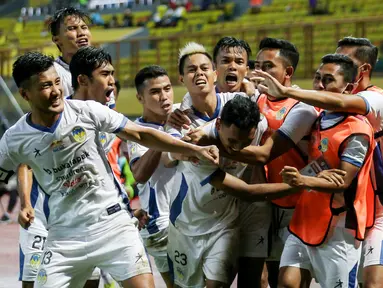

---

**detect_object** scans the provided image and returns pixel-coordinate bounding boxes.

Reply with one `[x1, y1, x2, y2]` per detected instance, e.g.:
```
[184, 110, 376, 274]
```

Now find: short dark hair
[70, 46, 112, 91]
[213, 36, 252, 64]
[337, 37, 378, 73]
[259, 37, 300, 71]
[321, 54, 358, 83]
[114, 79, 121, 95]
[220, 95, 261, 130]
[49, 7, 90, 36]
[12, 52, 54, 88]
[248, 60, 256, 70]
[135, 65, 169, 93]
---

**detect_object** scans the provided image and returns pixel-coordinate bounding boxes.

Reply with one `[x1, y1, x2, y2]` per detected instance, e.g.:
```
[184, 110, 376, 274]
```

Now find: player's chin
[49, 102, 64, 114]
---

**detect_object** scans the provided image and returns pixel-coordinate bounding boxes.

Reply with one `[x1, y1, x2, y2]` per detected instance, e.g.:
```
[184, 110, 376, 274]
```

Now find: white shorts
[167, 223, 239, 288]
[34, 216, 151, 288]
[280, 227, 361, 287]
[19, 227, 102, 283]
[362, 215, 383, 268]
[142, 227, 169, 273]
[238, 201, 271, 258]
[268, 207, 294, 261]
[19, 226, 48, 282]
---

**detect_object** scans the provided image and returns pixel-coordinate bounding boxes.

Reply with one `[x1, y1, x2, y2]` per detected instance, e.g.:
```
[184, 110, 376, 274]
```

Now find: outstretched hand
[167, 109, 192, 130]
[250, 70, 288, 98]
[317, 169, 346, 186]
[194, 145, 219, 165]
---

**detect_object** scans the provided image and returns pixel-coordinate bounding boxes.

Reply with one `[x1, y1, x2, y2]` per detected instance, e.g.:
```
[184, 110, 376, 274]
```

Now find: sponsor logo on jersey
[318, 138, 329, 152]
[30, 253, 41, 269]
[276, 107, 287, 120]
[99, 133, 107, 146]
[71, 126, 86, 143]
[37, 269, 47, 285]
[50, 140, 65, 152]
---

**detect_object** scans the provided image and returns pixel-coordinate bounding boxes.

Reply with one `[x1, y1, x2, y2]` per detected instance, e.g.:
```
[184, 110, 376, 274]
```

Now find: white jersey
[357, 90, 383, 219]
[126, 117, 181, 239]
[168, 91, 251, 236]
[25, 96, 117, 234]
[54, 57, 73, 98]
[179, 91, 248, 133]
[0, 99, 129, 239]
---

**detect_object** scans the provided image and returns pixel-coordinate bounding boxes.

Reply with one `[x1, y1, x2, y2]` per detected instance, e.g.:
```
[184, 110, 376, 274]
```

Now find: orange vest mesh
[289, 114, 375, 246]
[257, 95, 309, 208]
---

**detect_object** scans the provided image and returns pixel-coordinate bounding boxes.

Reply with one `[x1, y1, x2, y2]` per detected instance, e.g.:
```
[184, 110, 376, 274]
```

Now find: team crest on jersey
[318, 138, 329, 152]
[176, 267, 185, 280]
[37, 269, 47, 285]
[71, 126, 86, 143]
[30, 253, 41, 269]
[276, 107, 287, 120]
[99, 132, 107, 146]
[50, 140, 65, 152]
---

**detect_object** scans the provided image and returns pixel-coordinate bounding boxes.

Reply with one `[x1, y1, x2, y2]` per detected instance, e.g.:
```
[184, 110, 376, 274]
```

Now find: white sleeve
[357, 91, 383, 132]
[251, 114, 268, 146]
[183, 161, 220, 186]
[278, 102, 318, 144]
[219, 92, 248, 105]
[180, 92, 193, 111]
[85, 100, 128, 134]
[340, 134, 369, 168]
[201, 119, 218, 139]
[0, 134, 18, 184]
[125, 140, 149, 166]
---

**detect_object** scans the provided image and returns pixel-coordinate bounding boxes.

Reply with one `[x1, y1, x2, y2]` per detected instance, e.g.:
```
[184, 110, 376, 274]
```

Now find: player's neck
[72, 89, 87, 101]
[354, 77, 372, 93]
[61, 53, 73, 65]
[142, 109, 167, 125]
[30, 110, 60, 128]
[191, 90, 217, 117]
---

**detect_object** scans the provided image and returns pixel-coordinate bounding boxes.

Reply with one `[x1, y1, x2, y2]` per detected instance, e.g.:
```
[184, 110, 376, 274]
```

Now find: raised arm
[117, 120, 219, 165]
[253, 69, 368, 114]
[209, 169, 299, 202]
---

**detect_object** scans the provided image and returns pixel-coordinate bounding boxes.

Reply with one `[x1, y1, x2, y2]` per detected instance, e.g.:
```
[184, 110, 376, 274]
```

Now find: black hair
[337, 37, 378, 73]
[213, 36, 252, 64]
[135, 65, 169, 94]
[12, 51, 54, 88]
[70, 46, 112, 91]
[221, 95, 261, 130]
[259, 37, 300, 71]
[178, 51, 214, 75]
[248, 59, 256, 70]
[114, 79, 121, 95]
[49, 7, 90, 36]
[321, 54, 358, 83]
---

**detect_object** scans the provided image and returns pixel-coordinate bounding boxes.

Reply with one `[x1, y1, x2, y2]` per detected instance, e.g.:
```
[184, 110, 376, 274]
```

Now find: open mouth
[105, 89, 114, 102]
[162, 103, 172, 110]
[195, 79, 207, 86]
[225, 74, 238, 86]
[76, 38, 88, 47]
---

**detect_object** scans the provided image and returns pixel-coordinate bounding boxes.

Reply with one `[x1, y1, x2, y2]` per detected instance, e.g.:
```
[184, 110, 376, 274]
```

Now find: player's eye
[81, 25, 88, 30]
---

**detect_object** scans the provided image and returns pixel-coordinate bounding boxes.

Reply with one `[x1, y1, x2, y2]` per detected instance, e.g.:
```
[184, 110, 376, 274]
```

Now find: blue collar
[191, 93, 221, 122]
[26, 112, 62, 133]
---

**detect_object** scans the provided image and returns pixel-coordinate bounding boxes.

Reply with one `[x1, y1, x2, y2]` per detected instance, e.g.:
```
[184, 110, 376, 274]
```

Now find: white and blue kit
[1, 99, 151, 287]
[125, 116, 181, 273]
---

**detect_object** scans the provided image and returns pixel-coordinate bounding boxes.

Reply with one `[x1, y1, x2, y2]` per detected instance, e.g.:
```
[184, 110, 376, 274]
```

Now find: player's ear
[179, 75, 184, 85]
[362, 63, 372, 74]
[343, 83, 355, 94]
[136, 92, 144, 104]
[52, 35, 60, 47]
[285, 66, 294, 79]
[77, 74, 88, 87]
[213, 70, 217, 83]
[19, 88, 29, 101]
[215, 117, 221, 131]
